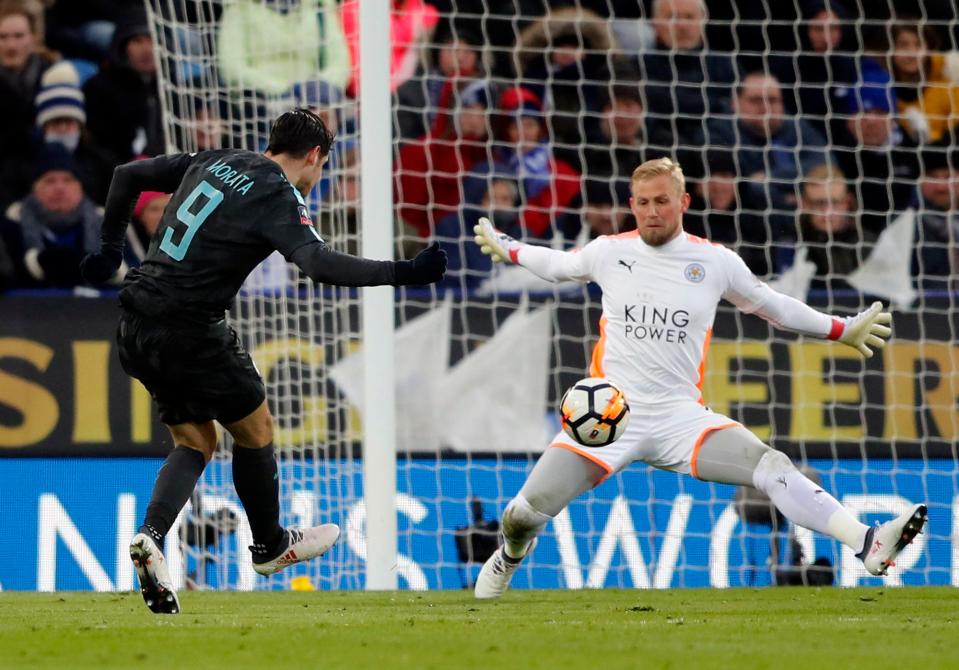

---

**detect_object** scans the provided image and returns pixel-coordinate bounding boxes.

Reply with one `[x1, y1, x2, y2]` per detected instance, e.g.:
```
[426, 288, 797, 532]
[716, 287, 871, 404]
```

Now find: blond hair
[631, 157, 686, 195]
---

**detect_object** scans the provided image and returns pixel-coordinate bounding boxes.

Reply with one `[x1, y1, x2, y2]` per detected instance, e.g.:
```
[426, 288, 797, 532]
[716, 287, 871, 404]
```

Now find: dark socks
[140, 446, 207, 544]
[232, 443, 285, 556]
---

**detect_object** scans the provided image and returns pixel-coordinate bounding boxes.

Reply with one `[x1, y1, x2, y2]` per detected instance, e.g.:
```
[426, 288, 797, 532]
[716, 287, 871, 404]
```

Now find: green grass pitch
[1, 588, 957, 669]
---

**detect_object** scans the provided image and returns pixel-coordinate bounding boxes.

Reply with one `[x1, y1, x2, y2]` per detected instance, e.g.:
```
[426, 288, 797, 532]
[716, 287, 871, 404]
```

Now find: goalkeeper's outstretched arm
[720, 249, 892, 358]
[473, 217, 595, 283]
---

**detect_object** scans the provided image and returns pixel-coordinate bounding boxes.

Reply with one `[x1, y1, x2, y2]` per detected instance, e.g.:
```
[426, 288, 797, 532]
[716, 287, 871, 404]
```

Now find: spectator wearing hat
[2, 144, 106, 287]
[484, 86, 580, 241]
[396, 78, 494, 238]
[83, 6, 163, 160]
[44, 0, 124, 63]
[911, 148, 959, 290]
[124, 190, 171, 265]
[33, 60, 117, 205]
[832, 58, 920, 235]
[394, 27, 485, 141]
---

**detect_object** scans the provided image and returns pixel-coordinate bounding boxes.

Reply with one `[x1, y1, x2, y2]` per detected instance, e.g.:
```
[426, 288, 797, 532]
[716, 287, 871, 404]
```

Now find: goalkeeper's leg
[695, 427, 926, 576]
[475, 447, 606, 599]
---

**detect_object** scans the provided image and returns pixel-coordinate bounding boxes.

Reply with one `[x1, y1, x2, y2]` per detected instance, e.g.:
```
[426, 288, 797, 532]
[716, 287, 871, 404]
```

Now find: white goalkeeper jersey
[515, 230, 842, 410]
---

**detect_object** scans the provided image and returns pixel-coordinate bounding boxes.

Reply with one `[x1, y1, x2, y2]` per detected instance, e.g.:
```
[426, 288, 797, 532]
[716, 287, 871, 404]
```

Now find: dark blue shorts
[116, 309, 265, 425]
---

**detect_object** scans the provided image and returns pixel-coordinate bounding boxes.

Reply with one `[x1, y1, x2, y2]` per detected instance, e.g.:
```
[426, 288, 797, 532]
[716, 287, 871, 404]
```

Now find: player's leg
[475, 446, 607, 599]
[130, 421, 217, 614]
[505, 447, 607, 556]
[695, 426, 926, 575]
[117, 312, 220, 612]
[138, 422, 218, 544]
[224, 400, 339, 575]
[224, 400, 284, 552]
[694, 427, 869, 548]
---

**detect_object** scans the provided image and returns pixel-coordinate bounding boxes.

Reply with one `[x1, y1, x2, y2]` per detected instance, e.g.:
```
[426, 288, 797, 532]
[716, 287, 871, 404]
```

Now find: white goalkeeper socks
[501, 494, 552, 559]
[753, 450, 869, 552]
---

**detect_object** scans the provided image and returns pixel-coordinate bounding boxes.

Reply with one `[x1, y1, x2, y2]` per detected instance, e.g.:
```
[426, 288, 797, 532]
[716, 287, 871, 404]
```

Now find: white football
[559, 377, 630, 447]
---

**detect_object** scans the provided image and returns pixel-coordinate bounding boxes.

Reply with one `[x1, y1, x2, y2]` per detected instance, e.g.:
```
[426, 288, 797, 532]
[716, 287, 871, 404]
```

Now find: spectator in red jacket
[394, 27, 485, 141]
[396, 79, 494, 238]
[489, 86, 581, 241]
[341, 0, 438, 96]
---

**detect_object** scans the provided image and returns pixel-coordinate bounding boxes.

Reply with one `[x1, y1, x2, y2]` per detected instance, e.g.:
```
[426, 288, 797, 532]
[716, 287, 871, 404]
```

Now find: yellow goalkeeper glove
[473, 217, 521, 264]
[834, 301, 892, 358]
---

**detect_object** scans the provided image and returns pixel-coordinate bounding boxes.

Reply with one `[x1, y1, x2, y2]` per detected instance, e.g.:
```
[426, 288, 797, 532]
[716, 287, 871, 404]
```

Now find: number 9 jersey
[120, 149, 322, 328]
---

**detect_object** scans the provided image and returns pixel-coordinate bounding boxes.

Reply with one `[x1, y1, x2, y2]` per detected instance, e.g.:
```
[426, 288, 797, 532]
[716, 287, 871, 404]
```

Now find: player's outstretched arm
[290, 241, 447, 287]
[472, 217, 595, 283]
[81, 154, 196, 285]
[721, 250, 891, 358]
[473, 217, 523, 263]
[830, 301, 892, 358]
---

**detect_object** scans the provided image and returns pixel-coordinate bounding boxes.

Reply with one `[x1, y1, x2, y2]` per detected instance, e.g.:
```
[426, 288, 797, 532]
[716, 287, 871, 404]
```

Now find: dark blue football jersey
[120, 149, 322, 326]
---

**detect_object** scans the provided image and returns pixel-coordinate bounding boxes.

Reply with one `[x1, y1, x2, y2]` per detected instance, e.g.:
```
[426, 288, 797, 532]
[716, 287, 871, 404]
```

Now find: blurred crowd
[0, 0, 956, 300]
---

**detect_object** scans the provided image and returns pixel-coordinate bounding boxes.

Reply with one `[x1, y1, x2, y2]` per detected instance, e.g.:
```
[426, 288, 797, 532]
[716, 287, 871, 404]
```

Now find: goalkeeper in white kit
[471, 157, 927, 598]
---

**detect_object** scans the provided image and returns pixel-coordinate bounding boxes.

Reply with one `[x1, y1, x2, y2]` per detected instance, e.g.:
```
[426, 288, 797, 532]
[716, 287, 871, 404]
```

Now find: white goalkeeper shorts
[547, 402, 741, 482]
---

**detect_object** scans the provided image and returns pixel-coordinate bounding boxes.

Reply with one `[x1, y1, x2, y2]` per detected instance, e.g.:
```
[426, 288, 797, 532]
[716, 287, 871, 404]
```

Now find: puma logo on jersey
[618, 259, 635, 272]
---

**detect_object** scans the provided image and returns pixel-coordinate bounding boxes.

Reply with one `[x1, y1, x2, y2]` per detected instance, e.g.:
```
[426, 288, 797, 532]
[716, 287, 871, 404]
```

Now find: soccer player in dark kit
[81, 109, 447, 614]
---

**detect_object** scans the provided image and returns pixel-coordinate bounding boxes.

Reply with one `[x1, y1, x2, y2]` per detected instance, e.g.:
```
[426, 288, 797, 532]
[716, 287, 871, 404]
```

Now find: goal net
[146, 0, 958, 591]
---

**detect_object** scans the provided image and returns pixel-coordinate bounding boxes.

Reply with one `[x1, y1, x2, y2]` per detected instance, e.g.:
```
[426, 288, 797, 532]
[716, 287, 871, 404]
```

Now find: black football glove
[392, 242, 447, 286]
[80, 249, 122, 285]
[37, 246, 86, 286]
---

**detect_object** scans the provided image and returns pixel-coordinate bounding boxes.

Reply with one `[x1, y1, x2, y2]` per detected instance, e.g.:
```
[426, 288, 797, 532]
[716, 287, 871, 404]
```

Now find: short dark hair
[266, 108, 336, 158]
[600, 82, 644, 110]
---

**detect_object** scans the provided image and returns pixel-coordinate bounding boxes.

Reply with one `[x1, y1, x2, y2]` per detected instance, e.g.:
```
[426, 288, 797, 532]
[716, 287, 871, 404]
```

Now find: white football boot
[474, 538, 537, 599]
[860, 504, 928, 576]
[252, 524, 340, 576]
[129, 533, 180, 615]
